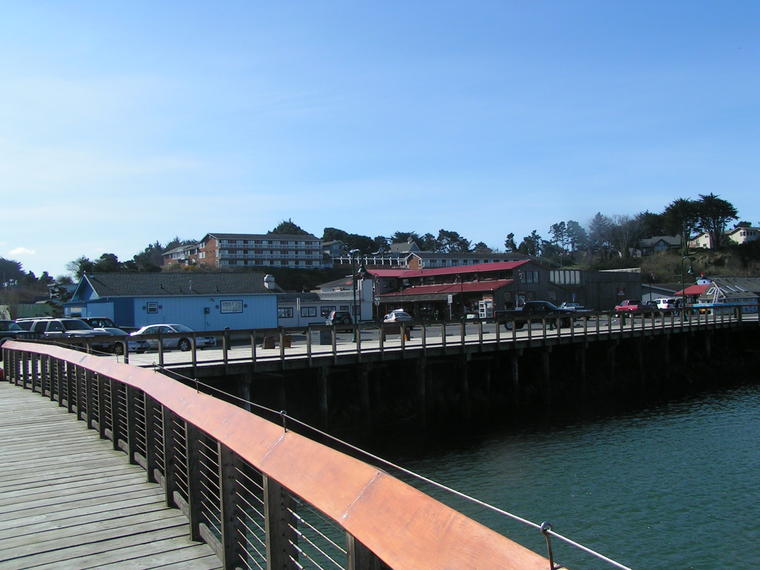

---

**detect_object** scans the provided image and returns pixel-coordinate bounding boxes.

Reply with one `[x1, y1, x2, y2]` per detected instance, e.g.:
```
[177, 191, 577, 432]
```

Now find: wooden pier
[0, 380, 219, 569]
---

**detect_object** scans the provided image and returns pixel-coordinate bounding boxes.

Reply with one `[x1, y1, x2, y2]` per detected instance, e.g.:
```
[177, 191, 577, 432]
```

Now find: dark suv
[0, 320, 32, 341]
[28, 318, 112, 349]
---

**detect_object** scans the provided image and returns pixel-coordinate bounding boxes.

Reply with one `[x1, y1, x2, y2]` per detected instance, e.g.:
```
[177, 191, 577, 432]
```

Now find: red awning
[378, 279, 514, 298]
[368, 260, 530, 279]
[673, 284, 710, 296]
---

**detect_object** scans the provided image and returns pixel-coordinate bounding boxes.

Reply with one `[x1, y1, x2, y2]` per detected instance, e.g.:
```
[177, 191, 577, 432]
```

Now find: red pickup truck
[614, 299, 656, 315]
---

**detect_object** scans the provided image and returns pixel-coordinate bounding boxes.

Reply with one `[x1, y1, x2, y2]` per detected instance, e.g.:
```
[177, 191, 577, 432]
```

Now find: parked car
[325, 311, 353, 326]
[559, 302, 585, 311]
[81, 317, 117, 329]
[98, 327, 150, 354]
[614, 300, 656, 315]
[383, 310, 413, 323]
[0, 321, 33, 359]
[27, 318, 113, 350]
[15, 317, 51, 330]
[130, 324, 216, 351]
[0, 320, 33, 341]
[500, 301, 576, 330]
[655, 298, 678, 311]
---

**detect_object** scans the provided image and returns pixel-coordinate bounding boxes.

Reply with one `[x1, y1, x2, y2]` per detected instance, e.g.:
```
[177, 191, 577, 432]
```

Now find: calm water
[378, 382, 760, 569]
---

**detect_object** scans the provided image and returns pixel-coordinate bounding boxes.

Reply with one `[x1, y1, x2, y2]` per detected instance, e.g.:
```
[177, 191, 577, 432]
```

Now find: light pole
[349, 249, 360, 326]
[681, 254, 693, 310]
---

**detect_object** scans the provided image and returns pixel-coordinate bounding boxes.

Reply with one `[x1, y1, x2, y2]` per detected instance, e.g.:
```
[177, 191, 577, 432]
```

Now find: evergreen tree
[696, 193, 738, 249]
[270, 219, 310, 235]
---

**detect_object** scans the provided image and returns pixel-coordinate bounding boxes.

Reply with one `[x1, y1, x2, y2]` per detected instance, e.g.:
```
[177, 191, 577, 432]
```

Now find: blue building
[66, 273, 279, 331]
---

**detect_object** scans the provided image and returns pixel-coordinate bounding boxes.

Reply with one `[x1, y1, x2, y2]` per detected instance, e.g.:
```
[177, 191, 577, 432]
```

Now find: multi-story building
[196, 233, 326, 269]
[725, 224, 760, 245]
[161, 242, 200, 267]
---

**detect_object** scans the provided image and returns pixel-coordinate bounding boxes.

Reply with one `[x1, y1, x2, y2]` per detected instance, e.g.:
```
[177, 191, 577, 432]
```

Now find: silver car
[130, 324, 216, 351]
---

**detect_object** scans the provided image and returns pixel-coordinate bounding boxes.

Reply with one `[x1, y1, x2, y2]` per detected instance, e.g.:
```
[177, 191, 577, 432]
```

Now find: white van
[655, 298, 678, 310]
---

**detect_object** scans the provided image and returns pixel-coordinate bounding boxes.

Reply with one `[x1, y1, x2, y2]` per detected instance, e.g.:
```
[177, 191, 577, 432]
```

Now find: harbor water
[379, 381, 760, 569]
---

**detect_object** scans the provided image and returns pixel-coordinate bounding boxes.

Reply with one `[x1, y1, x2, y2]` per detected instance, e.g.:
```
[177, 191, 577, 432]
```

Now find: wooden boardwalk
[0, 381, 220, 569]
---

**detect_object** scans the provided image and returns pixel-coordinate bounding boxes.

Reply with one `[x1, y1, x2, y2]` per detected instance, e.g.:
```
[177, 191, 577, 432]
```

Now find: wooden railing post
[218, 443, 243, 568]
[161, 407, 179, 509]
[30, 353, 39, 392]
[85, 370, 95, 429]
[191, 334, 198, 378]
[109, 378, 121, 451]
[264, 475, 297, 569]
[126, 385, 139, 464]
[306, 325, 312, 366]
[75, 365, 83, 419]
[97, 374, 108, 439]
[144, 396, 159, 483]
[347, 534, 386, 570]
[21, 351, 30, 389]
[185, 423, 203, 542]
[56, 359, 65, 406]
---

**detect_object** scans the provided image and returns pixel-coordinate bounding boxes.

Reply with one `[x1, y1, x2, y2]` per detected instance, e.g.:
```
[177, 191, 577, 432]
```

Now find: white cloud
[8, 247, 36, 256]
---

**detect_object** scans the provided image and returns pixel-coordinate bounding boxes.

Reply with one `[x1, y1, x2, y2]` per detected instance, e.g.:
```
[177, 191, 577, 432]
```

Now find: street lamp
[349, 249, 360, 327]
[680, 255, 693, 309]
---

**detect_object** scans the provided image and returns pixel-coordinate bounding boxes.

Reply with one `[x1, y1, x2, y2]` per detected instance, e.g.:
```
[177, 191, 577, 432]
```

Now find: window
[278, 307, 294, 318]
[146, 302, 159, 314]
[519, 271, 540, 284]
[220, 300, 243, 313]
[549, 270, 580, 285]
[301, 307, 317, 317]
[339, 305, 350, 311]
[321, 305, 336, 317]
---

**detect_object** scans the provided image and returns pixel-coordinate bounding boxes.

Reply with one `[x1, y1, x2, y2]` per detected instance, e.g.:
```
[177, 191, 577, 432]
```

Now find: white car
[130, 324, 216, 351]
[655, 298, 678, 311]
[97, 327, 151, 354]
[383, 310, 413, 323]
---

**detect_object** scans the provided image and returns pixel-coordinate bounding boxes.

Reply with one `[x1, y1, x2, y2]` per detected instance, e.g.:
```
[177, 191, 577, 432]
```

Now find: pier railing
[18, 307, 755, 372]
[1, 340, 550, 569]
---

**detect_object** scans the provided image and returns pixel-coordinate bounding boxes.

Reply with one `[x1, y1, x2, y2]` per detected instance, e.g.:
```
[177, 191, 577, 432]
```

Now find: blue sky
[2, 1, 758, 277]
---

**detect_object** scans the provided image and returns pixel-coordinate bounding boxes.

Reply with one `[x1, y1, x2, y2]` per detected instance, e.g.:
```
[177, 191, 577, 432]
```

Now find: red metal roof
[673, 284, 710, 296]
[378, 279, 514, 297]
[368, 260, 530, 279]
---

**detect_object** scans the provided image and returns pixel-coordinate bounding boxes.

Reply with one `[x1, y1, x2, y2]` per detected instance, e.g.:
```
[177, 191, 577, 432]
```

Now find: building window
[301, 307, 317, 317]
[549, 270, 580, 285]
[146, 302, 159, 314]
[220, 300, 243, 313]
[278, 307, 294, 318]
[521, 271, 540, 284]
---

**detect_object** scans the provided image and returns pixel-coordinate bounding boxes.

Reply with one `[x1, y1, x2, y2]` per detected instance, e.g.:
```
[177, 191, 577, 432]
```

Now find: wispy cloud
[8, 247, 36, 256]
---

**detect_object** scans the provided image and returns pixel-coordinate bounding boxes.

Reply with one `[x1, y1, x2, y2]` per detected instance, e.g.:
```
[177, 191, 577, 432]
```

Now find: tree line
[2, 192, 752, 293]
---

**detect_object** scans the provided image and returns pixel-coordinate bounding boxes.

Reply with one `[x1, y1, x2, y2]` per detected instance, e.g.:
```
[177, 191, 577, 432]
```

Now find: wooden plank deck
[0, 381, 221, 569]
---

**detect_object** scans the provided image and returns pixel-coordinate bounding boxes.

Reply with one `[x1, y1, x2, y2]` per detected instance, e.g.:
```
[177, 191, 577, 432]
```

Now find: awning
[377, 293, 452, 303]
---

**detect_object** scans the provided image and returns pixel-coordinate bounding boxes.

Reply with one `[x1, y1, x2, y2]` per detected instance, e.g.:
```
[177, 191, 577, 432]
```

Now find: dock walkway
[0, 381, 220, 569]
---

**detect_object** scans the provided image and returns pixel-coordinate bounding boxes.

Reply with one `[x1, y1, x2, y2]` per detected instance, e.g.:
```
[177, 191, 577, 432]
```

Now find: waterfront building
[369, 262, 641, 318]
[65, 272, 279, 331]
[192, 232, 326, 270]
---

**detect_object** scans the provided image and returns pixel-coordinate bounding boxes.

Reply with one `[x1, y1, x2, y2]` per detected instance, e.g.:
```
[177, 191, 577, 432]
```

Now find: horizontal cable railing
[2, 340, 563, 569]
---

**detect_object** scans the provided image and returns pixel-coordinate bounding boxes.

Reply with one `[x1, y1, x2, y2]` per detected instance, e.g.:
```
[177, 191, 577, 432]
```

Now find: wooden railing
[1, 340, 550, 569]
[26, 308, 754, 374]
